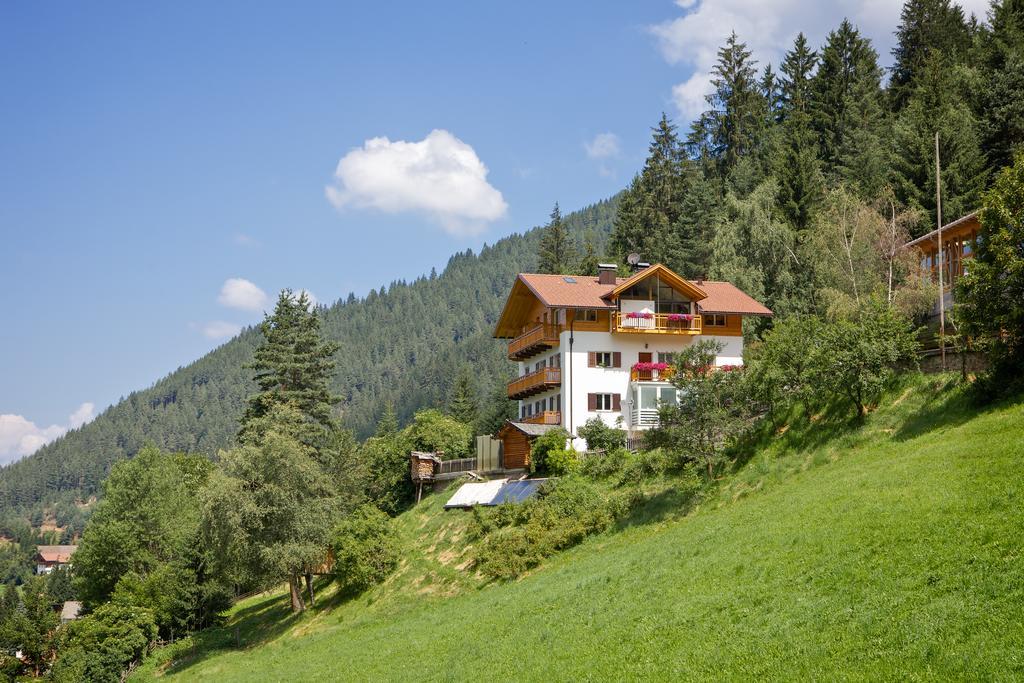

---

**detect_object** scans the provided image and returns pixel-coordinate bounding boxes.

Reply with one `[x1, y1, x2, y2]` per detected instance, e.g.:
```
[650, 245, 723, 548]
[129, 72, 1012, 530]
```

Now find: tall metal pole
[935, 131, 946, 371]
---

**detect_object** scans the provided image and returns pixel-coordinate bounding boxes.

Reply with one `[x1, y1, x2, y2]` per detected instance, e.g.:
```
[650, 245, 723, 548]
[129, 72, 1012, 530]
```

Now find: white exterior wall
[704, 335, 743, 366]
[515, 327, 745, 440]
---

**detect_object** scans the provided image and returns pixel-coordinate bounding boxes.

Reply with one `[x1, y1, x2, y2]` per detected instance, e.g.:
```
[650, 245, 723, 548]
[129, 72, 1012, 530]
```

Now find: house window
[705, 314, 727, 327]
[657, 351, 675, 364]
[593, 393, 614, 411]
[595, 351, 613, 367]
[578, 309, 599, 323]
[535, 400, 544, 415]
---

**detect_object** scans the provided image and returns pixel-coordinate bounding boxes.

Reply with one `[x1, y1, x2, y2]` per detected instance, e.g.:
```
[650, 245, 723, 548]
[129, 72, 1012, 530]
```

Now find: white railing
[631, 409, 660, 427]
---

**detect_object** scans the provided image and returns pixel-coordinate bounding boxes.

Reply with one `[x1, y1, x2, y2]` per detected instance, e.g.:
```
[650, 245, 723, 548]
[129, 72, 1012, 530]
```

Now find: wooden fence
[476, 435, 503, 473]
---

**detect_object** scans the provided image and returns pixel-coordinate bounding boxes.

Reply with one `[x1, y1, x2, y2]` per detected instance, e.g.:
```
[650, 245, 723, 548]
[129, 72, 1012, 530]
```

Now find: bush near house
[331, 505, 401, 595]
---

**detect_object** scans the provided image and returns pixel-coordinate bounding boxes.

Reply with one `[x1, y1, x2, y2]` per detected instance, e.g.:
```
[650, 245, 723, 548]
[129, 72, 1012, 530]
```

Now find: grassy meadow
[132, 374, 1024, 681]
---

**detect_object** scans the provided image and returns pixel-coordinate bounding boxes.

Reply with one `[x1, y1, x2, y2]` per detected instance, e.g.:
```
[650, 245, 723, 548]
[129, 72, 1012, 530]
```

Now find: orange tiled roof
[696, 281, 773, 316]
[518, 273, 618, 309]
[36, 545, 77, 563]
[516, 273, 771, 316]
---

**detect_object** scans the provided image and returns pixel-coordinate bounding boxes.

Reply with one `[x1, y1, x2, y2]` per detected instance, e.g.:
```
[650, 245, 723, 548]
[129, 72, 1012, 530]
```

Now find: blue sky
[0, 0, 987, 461]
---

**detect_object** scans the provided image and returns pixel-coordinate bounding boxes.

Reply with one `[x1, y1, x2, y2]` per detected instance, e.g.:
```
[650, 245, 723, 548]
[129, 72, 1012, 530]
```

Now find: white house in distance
[34, 544, 77, 575]
[493, 263, 772, 452]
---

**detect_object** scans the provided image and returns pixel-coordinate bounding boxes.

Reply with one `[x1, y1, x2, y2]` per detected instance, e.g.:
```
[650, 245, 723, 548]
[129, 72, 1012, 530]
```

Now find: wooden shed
[410, 451, 442, 483]
[496, 421, 560, 470]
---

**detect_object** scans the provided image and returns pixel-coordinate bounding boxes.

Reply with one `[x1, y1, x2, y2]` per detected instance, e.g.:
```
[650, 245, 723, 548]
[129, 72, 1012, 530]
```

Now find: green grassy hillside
[134, 375, 1024, 680]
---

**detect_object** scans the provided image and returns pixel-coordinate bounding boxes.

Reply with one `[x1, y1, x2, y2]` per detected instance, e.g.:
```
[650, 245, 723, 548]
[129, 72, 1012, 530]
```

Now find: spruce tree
[890, 0, 971, 111]
[610, 114, 686, 268]
[689, 32, 764, 177]
[240, 290, 340, 442]
[537, 202, 577, 274]
[447, 367, 478, 426]
[375, 401, 399, 438]
[776, 33, 823, 230]
[976, 0, 1024, 168]
[892, 52, 988, 231]
[811, 20, 887, 179]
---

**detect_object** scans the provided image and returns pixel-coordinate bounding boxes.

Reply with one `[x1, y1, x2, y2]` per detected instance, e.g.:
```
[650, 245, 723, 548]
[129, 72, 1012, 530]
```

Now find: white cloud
[233, 232, 259, 248]
[325, 129, 508, 236]
[68, 402, 95, 429]
[0, 402, 96, 464]
[651, 0, 990, 121]
[202, 320, 242, 339]
[218, 278, 269, 312]
[584, 132, 621, 160]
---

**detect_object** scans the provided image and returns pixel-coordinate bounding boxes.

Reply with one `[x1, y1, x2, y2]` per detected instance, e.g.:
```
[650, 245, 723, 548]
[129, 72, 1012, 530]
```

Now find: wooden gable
[609, 263, 707, 303]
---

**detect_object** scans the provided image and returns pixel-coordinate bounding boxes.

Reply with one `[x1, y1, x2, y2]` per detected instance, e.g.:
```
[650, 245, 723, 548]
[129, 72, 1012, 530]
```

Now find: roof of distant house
[61, 601, 82, 621]
[36, 545, 77, 563]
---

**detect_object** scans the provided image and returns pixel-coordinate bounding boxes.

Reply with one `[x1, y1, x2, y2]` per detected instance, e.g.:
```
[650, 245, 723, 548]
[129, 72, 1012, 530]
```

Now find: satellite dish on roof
[627, 253, 641, 266]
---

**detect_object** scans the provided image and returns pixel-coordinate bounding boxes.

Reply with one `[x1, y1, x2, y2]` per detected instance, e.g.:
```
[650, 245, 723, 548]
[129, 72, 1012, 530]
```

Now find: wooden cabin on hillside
[905, 212, 979, 315]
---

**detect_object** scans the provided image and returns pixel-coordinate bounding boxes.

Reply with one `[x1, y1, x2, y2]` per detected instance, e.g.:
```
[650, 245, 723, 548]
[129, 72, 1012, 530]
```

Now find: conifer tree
[776, 33, 823, 230]
[241, 290, 340, 442]
[689, 32, 764, 176]
[375, 401, 399, 438]
[577, 233, 600, 276]
[892, 52, 987, 230]
[447, 367, 478, 426]
[890, 0, 971, 110]
[811, 20, 887, 180]
[610, 114, 686, 268]
[537, 202, 577, 274]
[976, 0, 1024, 168]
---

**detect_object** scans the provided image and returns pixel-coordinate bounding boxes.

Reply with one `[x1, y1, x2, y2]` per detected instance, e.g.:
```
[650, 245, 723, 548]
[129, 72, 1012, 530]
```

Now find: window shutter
[613, 394, 621, 411]
[588, 352, 596, 368]
[613, 352, 621, 368]
[588, 393, 597, 411]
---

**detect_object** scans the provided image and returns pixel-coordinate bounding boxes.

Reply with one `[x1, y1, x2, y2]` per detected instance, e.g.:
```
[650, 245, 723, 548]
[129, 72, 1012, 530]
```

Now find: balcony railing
[631, 408, 660, 427]
[508, 324, 561, 360]
[630, 366, 675, 382]
[522, 411, 561, 425]
[614, 313, 702, 335]
[507, 367, 561, 400]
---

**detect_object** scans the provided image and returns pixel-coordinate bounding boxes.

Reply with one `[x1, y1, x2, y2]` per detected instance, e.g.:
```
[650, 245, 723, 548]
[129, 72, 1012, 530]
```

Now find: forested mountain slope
[0, 198, 618, 515]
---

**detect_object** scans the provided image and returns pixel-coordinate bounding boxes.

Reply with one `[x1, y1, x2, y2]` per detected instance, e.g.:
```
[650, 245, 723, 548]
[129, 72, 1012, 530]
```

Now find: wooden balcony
[630, 366, 675, 382]
[508, 367, 561, 400]
[508, 324, 561, 360]
[613, 313, 702, 335]
[522, 411, 561, 425]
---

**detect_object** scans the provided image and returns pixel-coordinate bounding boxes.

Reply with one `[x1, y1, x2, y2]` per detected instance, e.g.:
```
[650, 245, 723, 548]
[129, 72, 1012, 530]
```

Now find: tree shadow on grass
[155, 580, 335, 678]
[613, 485, 702, 531]
[729, 400, 862, 474]
[893, 378, 1023, 442]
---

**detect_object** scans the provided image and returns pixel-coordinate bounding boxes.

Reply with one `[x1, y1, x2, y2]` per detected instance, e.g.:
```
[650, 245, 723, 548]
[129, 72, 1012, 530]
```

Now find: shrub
[545, 447, 581, 476]
[529, 427, 571, 474]
[51, 603, 158, 683]
[617, 448, 673, 487]
[475, 477, 628, 580]
[407, 409, 473, 459]
[577, 418, 626, 452]
[332, 505, 401, 595]
[580, 447, 631, 479]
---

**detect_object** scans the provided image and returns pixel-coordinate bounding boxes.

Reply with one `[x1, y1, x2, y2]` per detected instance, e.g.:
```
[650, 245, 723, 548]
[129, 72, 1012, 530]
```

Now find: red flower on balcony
[666, 313, 694, 322]
[632, 362, 669, 372]
[625, 311, 653, 319]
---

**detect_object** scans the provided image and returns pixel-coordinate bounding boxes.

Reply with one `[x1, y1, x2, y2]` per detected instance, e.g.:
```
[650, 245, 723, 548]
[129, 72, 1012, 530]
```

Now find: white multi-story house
[493, 263, 772, 456]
